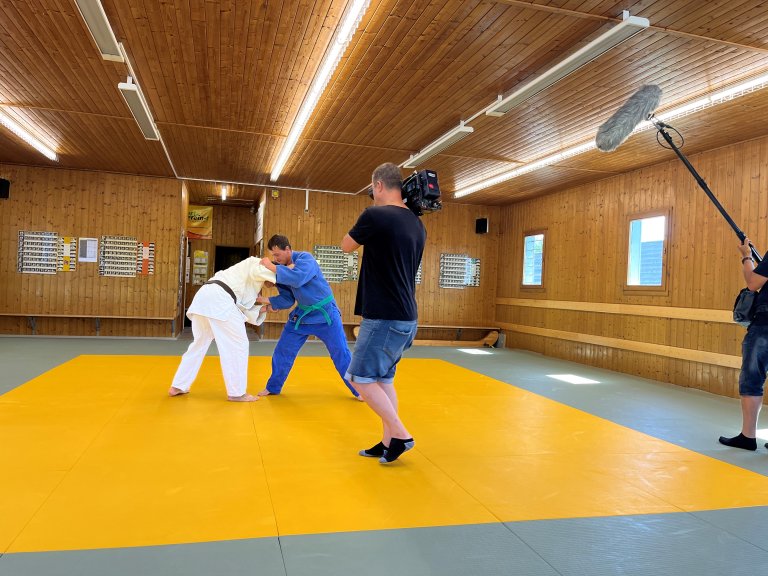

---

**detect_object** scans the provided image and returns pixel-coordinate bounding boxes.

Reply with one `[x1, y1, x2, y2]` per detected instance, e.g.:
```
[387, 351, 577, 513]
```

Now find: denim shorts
[739, 323, 768, 396]
[346, 318, 418, 384]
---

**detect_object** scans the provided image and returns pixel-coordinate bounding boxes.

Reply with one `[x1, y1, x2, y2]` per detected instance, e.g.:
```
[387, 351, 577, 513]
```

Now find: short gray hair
[372, 162, 402, 191]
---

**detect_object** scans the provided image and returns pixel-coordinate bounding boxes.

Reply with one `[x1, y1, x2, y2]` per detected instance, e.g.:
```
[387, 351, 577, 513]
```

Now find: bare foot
[168, 387, 188, 397]
[228, 393, 259, 402]
[256, 388, 272, 397]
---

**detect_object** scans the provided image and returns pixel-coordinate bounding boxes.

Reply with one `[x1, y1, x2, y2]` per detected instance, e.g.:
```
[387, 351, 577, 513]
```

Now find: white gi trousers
[171, 305, 250, 397]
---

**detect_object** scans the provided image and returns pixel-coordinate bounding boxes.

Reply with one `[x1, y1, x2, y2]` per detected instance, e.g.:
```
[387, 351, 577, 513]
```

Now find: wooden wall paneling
[260, 188, 500, 334]
[0, 316, 27, 335]
[496, 136, 765, 393]
[496, 134, 768, 398]
[0, 164, 182, 336]
[261, 188, 368, 329]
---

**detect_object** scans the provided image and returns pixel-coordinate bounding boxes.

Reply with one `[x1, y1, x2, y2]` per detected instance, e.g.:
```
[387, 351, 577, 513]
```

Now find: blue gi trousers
[265, 309, 358, 396]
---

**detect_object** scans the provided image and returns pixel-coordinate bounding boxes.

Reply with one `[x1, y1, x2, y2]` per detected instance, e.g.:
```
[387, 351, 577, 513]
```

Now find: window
[522, 232, 544, 286]
[627, 215, 666, 286]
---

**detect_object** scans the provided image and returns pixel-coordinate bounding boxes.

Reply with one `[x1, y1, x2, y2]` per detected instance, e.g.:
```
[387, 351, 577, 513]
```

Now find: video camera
[401, 170, 442, 216]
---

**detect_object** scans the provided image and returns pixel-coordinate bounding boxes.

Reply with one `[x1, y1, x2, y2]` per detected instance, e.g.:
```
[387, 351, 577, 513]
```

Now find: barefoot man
[169, 255, 275, 402]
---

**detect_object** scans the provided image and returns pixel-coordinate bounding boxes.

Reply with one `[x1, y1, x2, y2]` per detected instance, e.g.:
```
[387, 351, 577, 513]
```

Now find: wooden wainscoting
[0, 164, 185, 336]
[495, 135, 768, 398]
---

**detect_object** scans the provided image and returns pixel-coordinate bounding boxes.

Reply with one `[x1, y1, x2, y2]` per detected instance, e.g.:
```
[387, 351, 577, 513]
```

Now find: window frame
[520, 228, 546, 291]
[622, 208, 671, 295]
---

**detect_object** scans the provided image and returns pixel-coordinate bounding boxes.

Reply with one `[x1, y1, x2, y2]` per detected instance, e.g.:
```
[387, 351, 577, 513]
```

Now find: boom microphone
[595, 85, 662, 152]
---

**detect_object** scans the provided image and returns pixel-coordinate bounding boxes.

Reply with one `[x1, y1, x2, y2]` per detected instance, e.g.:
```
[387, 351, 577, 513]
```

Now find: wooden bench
[258, 320, 499, 347]
[352, 324, 499, 348]
[0, 313, 177, 336]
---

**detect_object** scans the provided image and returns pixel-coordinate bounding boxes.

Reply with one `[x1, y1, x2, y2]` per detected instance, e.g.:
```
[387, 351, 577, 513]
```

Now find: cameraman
[719, 237, 768, 450]
[341, 162, 426, 464]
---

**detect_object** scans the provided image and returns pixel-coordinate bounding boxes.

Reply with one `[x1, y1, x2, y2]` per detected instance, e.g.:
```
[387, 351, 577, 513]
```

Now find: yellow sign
[62, 236, 73, 271]
[187, 206, 213, 239]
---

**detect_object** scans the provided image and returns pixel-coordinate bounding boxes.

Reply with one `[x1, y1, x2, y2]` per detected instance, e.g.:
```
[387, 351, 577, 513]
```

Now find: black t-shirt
[751, 256, 768, 325]
[348, 205, 426, 320]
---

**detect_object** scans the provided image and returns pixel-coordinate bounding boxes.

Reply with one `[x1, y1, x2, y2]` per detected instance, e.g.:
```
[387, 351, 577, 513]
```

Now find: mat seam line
[249, 401, 289, 576]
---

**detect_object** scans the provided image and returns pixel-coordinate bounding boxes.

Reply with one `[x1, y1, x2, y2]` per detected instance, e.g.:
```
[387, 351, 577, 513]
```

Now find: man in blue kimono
[256, 234, 361, 399]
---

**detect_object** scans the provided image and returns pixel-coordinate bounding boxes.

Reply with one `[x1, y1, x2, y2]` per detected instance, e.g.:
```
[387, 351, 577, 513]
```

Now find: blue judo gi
[265, 251, 358, 397]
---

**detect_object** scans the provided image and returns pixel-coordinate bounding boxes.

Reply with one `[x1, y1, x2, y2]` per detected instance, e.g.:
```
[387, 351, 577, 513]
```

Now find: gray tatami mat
[0, 538, 286, 576]
[507, 510, 768, 576]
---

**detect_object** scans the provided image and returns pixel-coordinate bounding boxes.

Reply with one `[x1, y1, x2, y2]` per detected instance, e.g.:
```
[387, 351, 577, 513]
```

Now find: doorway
[215, 245, 250, 272]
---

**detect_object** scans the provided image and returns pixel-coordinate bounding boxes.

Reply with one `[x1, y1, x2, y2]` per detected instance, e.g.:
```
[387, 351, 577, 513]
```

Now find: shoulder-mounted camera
[401, 170, 442, 217]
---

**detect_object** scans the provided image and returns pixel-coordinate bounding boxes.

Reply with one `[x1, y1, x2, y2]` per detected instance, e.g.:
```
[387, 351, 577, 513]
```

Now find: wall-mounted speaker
[0, 178, 9, 200]
[475, 217, 488, 234]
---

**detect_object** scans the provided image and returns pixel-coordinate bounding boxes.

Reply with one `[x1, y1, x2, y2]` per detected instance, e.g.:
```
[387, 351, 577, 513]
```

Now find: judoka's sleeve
[269, 284, 296, 310]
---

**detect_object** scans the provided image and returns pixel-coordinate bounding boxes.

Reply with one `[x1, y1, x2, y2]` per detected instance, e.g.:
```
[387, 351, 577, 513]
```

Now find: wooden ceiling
[1, 0, 768, 206]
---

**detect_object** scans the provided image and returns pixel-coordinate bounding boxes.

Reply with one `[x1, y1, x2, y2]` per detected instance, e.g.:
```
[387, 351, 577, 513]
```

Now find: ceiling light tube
[0, 109, 58, 161]
[270, 0, 371, 182]
[455, 71, 768, 199]
[486, 11, 649, 117]
[73, 0, 124, 62]
[402, 122, 474, 169]
[454, 141, 595, 198]
[118, 77, 159, 140]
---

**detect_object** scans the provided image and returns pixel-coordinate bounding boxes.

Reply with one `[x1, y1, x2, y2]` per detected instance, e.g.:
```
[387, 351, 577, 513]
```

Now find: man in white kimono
[169, 256, 276, 402]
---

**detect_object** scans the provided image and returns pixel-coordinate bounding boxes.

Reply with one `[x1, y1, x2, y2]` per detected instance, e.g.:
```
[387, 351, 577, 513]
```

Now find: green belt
[294, 295, 334, 329]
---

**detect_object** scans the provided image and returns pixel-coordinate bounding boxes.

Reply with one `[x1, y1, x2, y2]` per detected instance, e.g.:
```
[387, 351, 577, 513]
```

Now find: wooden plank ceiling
[1, 0, 767, 206]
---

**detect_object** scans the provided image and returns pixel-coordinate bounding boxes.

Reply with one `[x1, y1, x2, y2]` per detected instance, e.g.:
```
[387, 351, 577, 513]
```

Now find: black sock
[359, 441, 387, 457]
[719, 433, 757, 451]
[380, 437, 415, 463]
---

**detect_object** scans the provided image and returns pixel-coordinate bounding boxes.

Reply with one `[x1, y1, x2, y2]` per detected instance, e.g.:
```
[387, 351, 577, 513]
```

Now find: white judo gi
[171, 257, 276, 397]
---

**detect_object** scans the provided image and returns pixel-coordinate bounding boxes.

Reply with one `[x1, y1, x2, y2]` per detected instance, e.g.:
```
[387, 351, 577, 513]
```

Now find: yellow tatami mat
[3, 355, 768, 553]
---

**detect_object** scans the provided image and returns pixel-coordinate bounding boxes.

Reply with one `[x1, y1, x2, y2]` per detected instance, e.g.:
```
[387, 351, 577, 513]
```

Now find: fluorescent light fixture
[547, 374, 601, 385]
[636, 72, 768, 131]
[270, 0, 371, 181]
[221, 185, 227, 201]
[118, 77, 159, 140]
[0, 109, 58, 161]
[455, 70, 768, 199]
[73, 0, 124, 62]
[486, 12, 649, 117]
[457, 348, 493, 355]
[454, 141, 595, 198]
[402, 122, 474, 169]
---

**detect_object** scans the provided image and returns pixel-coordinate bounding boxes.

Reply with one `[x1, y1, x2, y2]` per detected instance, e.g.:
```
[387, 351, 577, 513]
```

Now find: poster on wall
[136, 242, 155, 275]
[59, 236, 77, 272]
[187, 205, 213, 239]
[99, 235, 138, 277]
[192, 250, 208, 285]
[78, 238, 98, 262]
[313, 245, 358, 283]
[17, 230, 59, 274]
